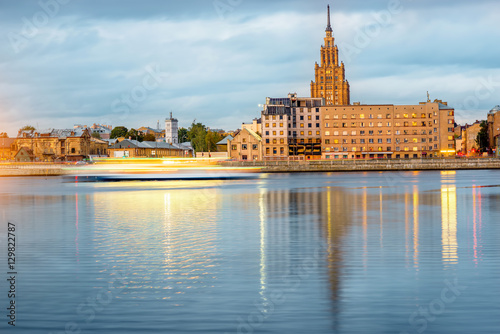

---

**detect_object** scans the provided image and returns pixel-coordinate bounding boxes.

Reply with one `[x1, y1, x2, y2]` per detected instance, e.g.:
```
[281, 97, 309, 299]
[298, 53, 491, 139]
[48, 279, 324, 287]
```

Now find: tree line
[110, 122, 222, 152]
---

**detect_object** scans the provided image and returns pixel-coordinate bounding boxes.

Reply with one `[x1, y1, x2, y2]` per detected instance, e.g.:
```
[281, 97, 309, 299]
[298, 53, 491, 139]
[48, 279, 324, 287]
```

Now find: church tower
[165, 112, 178, 144]
[311, 5, 350, 105]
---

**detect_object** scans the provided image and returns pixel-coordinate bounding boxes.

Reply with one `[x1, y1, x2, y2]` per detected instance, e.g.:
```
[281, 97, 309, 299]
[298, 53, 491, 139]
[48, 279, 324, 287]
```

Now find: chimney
[170, 112, 173, 119]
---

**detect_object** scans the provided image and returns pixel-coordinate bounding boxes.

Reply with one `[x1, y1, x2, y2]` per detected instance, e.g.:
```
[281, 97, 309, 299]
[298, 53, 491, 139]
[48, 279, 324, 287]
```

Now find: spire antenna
[326, 5, 333, 32]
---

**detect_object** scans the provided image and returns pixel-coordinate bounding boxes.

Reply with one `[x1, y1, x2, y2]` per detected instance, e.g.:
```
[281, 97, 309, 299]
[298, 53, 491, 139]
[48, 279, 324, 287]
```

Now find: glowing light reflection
[441, 185, 458, 265]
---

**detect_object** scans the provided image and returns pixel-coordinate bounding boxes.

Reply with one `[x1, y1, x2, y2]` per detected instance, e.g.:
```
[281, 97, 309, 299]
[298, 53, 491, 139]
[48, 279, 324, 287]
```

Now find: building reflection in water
[472, 185, 483, 266]
[256, 184, 354, 331]
[413, 185, 420, 268]
[441, 172, 458, 266]
[92, 181, 220, 297]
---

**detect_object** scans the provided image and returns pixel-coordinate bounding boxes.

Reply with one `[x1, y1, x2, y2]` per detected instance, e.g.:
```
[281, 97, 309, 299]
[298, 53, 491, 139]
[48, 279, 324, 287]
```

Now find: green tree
[91, 132, 102, 139]
[19, 125, 35, 133]
[126, 128, 144, 142]
[178, 127, 189, 143]
[476, 121, 489, 153]
[110, 126, 128, 139]
[205, 131, 223, 152]
[188, 123, 208, 152]
[143, 133, 156, 142]
[0, 132, 8, 138]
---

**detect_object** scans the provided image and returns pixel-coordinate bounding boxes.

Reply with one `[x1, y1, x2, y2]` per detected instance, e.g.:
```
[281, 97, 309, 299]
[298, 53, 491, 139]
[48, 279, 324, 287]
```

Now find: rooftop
[217, 135, 234, 145]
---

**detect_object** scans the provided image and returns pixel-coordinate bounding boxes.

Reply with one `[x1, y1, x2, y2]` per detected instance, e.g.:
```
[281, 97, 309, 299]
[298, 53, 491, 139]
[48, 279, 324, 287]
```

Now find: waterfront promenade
[222, 157, 500, 173]
[1, 158, 500, 176]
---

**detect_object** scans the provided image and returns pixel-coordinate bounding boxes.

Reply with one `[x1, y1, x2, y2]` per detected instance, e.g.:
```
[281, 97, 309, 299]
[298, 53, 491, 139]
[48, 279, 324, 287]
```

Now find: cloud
[0, 0, 499, 136]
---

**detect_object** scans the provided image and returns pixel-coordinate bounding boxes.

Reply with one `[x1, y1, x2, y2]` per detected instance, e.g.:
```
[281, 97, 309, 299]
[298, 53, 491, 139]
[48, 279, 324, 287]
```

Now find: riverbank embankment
[221, 158, 500, 173]
[2, 158, 500, 176]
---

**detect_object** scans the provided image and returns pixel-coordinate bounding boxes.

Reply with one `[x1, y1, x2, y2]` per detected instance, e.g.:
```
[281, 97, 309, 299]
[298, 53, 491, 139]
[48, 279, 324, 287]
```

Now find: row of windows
[265, 139, 286, 144]
[324, 145, 439, 152]
[324, 121, 438, 128]
[265, 147, 286, 155]
[232, 144, 259, 151]
[324, 112, 441, 119]
[293, 115, 321, 121]
[292, 108, 320, 114]
[325, 129, 438, 136]
[265, 131, 322, 137]
[324, 137, 438, 144]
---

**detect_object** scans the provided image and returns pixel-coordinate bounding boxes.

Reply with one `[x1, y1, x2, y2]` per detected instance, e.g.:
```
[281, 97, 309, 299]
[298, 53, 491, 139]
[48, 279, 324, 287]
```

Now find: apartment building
[321, 100, 455, 159]
[262, 93, 324, 160]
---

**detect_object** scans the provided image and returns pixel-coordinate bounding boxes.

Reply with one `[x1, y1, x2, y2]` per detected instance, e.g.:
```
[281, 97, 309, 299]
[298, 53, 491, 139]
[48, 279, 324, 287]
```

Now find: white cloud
[0, 1, 499, 136]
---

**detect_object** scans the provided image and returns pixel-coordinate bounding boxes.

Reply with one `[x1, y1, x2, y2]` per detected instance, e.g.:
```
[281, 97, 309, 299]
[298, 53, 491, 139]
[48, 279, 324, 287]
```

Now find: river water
[0, 170, 499, 334]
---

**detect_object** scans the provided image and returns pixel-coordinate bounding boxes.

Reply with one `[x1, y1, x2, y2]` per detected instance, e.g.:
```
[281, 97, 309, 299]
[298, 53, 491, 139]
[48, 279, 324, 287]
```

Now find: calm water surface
[0, 170, 499, 334]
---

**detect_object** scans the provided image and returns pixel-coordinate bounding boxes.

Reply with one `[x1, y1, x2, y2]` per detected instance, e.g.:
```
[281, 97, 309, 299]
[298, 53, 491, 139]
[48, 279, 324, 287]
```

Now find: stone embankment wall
[222, 158, 500, 173]
[2, 158, 500, 176]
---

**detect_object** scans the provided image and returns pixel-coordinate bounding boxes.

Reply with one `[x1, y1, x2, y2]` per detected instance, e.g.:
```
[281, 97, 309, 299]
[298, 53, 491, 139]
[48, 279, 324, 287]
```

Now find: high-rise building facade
[311, 5, 350, 106]
[165, 112, 178, 144]
[320, 100, 456, 159]
[262, 93, 324, 160]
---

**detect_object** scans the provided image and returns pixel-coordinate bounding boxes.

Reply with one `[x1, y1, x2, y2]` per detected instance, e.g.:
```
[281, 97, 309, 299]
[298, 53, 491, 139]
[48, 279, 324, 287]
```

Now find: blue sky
[1, 0, 499, 136]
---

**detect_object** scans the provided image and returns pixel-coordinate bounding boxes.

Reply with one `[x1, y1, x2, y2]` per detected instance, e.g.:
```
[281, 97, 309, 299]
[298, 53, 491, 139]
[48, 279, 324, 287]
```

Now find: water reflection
[441, 185, 458, 266]
[92, 182, 220, 299]
[472, 186, 483, 266]
[441, 171, 458, 267]
[0, 171, 498, 334]
[413, 185, 419, 268]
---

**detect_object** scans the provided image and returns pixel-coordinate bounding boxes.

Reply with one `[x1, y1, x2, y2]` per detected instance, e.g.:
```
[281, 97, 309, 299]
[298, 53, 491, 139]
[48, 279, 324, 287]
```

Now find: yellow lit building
[310, 5, 350, 106]
[15, 128, 91, 162]
[227, 128, 262, 161]
[261, 93, 324, 160]
[321, 100, 456, 159]
[487, 105, 500, 151]
[463, 121, 482, 156]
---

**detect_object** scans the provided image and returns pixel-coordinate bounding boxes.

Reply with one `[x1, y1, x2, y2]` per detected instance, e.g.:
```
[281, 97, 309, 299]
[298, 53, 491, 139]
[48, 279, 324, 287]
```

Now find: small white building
[165, 112, 178, 144]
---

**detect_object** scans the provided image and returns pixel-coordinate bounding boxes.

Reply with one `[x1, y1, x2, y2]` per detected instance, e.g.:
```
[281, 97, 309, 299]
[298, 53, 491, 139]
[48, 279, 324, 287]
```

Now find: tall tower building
[165, 112, 178, 144]
[311, 5, 350, 106]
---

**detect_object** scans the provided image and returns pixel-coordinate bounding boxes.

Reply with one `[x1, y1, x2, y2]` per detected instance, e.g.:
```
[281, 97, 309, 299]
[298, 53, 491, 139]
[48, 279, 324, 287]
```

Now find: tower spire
[326, 5, 333, 32]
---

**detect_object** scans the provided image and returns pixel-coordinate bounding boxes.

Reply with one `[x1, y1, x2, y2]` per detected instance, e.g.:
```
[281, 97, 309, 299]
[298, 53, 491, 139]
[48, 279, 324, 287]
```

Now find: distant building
[227, 128, 262, 161]
[464, 121, 482, 156]
[216, 135, 233, 153]
[0, 137, 16, 161]
[14, 147, 35, 162]
[310, 5, 350, 106]
[16, 128, 91, 162]
[487, 105, 500, 150]
[242, 118, 262, 135]
[138, 127, 165, 141]
[90, 138, 109, 157]
[109, 140, 185, 158]
[172, 142, 195, 157]
[165, 113, 179, 144]
[75, 124, 112, 140]
[496, 136, 500, 157]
